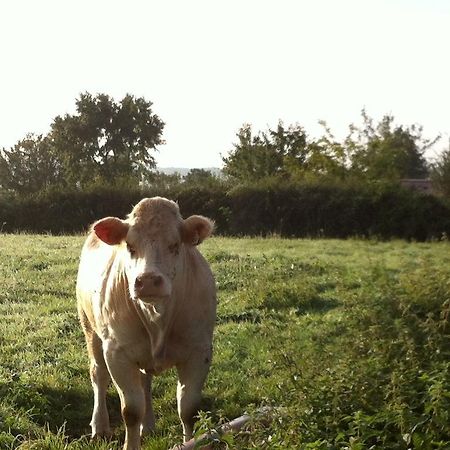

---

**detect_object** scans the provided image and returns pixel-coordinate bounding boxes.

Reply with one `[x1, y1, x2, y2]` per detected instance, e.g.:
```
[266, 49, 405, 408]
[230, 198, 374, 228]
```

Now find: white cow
[76, 197, 216, 450]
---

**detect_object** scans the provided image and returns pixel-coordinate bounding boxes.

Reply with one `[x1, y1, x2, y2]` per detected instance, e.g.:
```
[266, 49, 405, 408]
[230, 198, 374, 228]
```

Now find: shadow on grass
[262, 290, 340, 314]
[217, 310, 262, 324]
[294, 296, 340, 315]
[27, 287, 73, 299]
[0, 380, 121, 438]
[41, 386, 122, 438]
[217, 296, 340, 325]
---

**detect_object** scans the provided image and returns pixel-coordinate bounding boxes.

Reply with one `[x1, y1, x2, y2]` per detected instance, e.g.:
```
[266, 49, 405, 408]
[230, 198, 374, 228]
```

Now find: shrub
[1, 179, 449, 240]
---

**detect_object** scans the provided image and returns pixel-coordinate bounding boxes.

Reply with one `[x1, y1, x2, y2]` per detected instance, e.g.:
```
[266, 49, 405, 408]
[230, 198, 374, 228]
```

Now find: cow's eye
[126, 243, 136, 256]
[168, 242, 180, 254]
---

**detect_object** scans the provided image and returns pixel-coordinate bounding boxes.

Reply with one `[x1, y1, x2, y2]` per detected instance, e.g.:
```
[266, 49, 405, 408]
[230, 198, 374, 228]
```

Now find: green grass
[0, 235, 449, 449]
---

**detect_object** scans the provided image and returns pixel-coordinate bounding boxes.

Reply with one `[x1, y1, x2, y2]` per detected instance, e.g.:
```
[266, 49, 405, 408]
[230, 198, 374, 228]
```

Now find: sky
[1, 0, 449, 169]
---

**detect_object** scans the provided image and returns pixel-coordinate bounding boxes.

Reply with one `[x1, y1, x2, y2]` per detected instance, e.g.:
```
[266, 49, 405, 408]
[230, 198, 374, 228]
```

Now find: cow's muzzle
[134, 271, 171, 300]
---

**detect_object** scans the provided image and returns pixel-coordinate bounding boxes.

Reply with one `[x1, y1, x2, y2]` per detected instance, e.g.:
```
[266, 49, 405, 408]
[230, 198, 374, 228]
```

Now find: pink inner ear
[94, 218, 128, 245]
[94, 223, 113, 243]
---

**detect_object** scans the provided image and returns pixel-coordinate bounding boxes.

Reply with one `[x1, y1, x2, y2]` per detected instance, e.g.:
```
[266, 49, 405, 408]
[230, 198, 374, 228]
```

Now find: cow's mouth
[135, 294, 169, 304]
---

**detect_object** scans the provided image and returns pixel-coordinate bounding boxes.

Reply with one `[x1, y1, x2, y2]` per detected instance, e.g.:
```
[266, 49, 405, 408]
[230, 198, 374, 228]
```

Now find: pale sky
[1, 0, 449, 168]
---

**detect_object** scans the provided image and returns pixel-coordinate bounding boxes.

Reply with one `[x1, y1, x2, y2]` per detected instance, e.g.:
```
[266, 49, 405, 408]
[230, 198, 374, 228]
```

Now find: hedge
[1, 181, 449, 240]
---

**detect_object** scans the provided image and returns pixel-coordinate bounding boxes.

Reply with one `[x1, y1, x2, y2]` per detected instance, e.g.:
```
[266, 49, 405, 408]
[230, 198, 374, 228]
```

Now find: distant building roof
[400, 178, 433, 194]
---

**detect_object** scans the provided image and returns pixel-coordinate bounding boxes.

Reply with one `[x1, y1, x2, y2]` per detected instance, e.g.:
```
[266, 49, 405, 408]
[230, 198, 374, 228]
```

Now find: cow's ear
[93, 217, 129, 245]
[182, 215, 214, 246]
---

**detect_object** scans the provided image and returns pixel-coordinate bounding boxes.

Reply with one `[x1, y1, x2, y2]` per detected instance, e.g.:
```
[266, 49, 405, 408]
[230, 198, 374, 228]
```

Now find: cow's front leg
[79, 312, 111, 439]
[89, 335, 111, 438]
[140, 370, 156, 435]
[104, 341, 144, 450]
[176, 350, 211, 442]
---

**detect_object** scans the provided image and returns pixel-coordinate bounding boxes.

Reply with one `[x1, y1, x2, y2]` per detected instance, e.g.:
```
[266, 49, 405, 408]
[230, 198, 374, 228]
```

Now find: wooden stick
[170, 413, 252, 450]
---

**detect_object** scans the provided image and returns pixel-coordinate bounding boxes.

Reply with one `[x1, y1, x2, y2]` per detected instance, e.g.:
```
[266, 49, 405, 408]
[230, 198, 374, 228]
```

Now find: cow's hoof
[91, 431, 112, 440]
[140, 424, 155, 437]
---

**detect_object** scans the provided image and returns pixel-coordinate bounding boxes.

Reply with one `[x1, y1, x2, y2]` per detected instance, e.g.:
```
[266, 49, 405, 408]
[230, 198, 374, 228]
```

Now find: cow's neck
[128, 247, 190, 372]
[133, 298, 171, 371]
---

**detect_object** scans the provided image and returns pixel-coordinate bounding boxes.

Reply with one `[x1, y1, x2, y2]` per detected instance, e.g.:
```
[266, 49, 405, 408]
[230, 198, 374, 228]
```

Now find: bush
[1, 179, 450, 240]
[226, 178, 450, 240]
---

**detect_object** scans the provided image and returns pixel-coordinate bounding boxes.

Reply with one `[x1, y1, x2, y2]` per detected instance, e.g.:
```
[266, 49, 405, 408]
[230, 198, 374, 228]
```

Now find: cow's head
[92, 197, 213, 303]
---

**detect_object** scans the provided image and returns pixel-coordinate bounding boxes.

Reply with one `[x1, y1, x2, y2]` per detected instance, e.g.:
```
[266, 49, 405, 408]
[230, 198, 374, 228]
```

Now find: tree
[222, 122, 309, 181]
[49, 92, 164, 187]
[430, 142, 450, 197]
[289, 120, 349, 180]
[0, 134, 62, 194]
[144, 170, 182, 191]
[348, 111, 434, 181]
[222, 121, 351, 182]
[184, 168, 220, 187]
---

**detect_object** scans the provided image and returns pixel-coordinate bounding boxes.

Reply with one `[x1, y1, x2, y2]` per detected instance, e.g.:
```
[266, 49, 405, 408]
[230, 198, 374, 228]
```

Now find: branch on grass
[171, 407, 274, 450]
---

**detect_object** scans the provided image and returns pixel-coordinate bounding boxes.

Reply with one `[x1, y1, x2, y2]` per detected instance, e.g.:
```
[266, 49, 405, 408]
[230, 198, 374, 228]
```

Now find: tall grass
[0, 235, 449, 449]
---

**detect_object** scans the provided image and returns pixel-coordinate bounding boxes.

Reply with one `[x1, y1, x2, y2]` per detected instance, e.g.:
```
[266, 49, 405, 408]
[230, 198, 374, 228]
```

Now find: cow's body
[77, 197, 216, 450]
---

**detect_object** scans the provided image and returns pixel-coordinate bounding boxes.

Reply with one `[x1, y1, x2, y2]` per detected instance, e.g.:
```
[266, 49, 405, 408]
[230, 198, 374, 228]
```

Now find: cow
[76, 197, 216, 450]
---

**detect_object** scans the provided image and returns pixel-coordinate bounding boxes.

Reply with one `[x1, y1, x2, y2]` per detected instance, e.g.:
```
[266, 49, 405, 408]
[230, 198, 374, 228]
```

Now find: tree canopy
[430, 142, 450, 197]
[0, 134, 62, 194]
[222, 122, 309, 181]
[348, 111, 434, 180]
[49, 93, 165, 187]
[0, 93, 165, 193]
[222, 112, 437, 185]
[1, 103, 442, 197]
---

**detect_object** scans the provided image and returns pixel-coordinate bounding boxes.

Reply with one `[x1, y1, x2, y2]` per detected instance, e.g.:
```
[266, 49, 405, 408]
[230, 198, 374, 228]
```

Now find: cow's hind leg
[104, 341, 145, 450]
[80, 312, 111, 438]
[176, 351, 211, 442]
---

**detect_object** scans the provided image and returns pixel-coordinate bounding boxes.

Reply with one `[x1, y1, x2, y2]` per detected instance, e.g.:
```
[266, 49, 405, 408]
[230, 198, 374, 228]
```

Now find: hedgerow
[0, 179, 449, 240]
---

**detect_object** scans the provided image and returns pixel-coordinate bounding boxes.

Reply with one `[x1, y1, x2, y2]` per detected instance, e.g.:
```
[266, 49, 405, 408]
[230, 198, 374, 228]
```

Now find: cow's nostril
[135, 276, 144, 290]
[153, 275, 163, 287]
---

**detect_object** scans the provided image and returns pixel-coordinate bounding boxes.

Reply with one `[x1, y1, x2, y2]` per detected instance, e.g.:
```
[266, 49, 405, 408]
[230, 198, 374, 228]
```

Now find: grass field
[0, 235, 449, 449]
